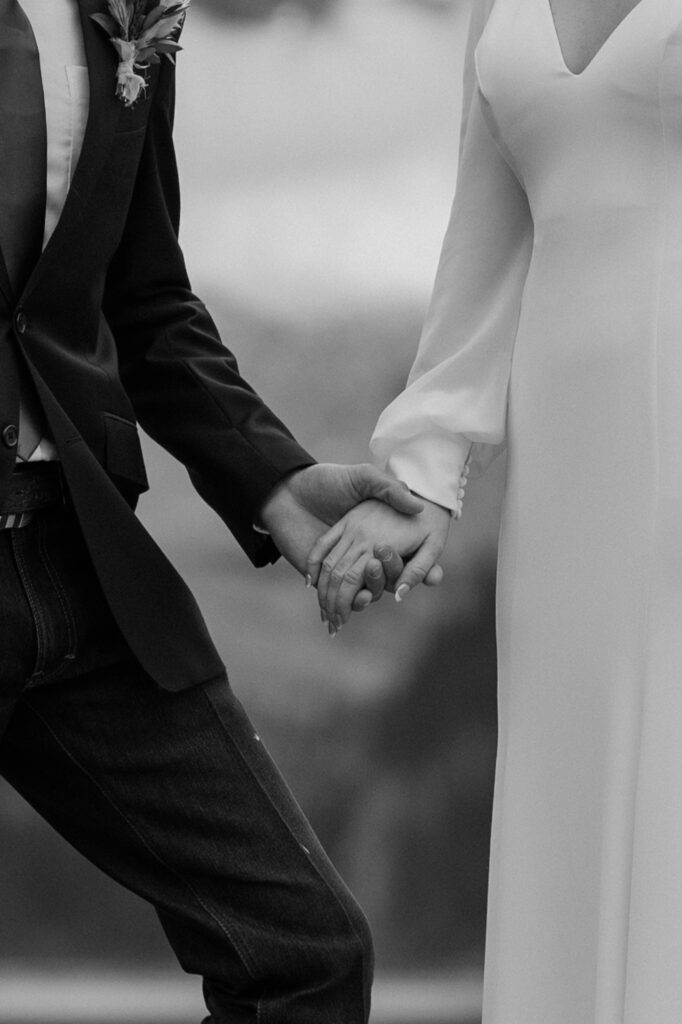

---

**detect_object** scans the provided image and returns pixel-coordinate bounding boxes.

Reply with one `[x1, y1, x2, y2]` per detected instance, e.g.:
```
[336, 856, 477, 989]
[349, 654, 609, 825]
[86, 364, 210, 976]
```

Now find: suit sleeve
[370, 0, 534, 516]
[102, 59, 314, 565]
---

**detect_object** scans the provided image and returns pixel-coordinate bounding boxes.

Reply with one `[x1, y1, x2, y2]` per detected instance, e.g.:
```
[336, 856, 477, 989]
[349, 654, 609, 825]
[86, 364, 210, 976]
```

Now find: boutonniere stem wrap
[91, 0, 191, 108]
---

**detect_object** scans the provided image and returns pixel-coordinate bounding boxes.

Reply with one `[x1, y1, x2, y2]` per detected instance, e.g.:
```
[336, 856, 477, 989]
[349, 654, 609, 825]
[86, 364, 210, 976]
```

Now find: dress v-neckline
[543, 0, 654, 77]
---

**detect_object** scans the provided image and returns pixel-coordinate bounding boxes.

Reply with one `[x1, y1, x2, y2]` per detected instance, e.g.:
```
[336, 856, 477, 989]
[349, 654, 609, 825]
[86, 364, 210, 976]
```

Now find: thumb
[424, 564, 444, 587]
[374, 545, 405, 591]
[394, 540, 444, 602]
[351, 465, 424, 516]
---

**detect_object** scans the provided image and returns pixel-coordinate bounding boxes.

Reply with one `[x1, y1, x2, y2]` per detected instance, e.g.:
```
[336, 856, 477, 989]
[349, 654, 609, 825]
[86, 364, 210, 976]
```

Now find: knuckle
[330, 569, 345, 585]
[322, 558, 335, 574]
[344, 568, 363, 587]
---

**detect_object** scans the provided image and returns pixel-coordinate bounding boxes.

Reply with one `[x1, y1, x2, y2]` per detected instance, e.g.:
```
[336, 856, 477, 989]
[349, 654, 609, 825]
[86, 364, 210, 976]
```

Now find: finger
[363, 557, 386, 603]
[351, 465, 424, 516]
[323, 543, 367, 628]
[424, 564, 444, 587]
[352, 588, 374, 612]
[332, 555, 373, 625]
[317, 535, 356, 625]
[378, 552, 441, 591]
[350, 558, 385, 612]
[394, 540, 444, 603]
[374, 545, 405, 593]
[307, 521, 344, 588]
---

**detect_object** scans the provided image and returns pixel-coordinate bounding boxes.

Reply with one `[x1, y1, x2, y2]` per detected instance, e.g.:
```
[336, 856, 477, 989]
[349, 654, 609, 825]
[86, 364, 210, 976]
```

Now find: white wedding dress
[372, 0, 682, 1020]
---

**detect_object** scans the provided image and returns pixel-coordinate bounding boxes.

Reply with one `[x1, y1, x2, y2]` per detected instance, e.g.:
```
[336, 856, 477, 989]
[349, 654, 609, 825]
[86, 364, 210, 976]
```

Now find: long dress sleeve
[370, 0, 534, 516]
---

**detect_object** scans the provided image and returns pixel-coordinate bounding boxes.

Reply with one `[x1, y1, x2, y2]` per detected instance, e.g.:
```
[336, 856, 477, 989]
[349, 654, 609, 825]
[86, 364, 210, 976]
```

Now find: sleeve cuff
[376, 433, 473, 518]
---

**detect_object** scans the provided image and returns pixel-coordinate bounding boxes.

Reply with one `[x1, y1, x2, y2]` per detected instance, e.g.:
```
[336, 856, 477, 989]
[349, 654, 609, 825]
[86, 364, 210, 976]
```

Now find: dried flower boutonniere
[91, 0, 191, 108]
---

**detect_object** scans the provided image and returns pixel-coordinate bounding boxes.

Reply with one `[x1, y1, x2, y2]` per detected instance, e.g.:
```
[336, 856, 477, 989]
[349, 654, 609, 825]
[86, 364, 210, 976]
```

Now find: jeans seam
[20, 696, 260, 985]
[201, 686, 370, 1024]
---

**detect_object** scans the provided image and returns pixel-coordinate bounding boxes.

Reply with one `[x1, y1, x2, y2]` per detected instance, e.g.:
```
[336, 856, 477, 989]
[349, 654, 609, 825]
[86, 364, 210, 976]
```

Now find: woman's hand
[306, 498, 452, 630]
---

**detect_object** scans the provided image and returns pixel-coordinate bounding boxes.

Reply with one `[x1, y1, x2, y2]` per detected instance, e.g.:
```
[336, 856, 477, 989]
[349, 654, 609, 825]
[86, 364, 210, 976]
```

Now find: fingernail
[305, 573, 313, 588]
[395, 584, 410, 603]
[328, 622, 337, 638]
[377, 547, 391, 562]
[320, 609, 328, 624]
[334, 617, 344, 632]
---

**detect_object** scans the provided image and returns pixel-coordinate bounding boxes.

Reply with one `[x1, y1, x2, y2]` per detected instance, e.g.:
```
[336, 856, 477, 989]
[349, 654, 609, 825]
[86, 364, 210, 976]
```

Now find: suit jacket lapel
[21, 0, 121, 302]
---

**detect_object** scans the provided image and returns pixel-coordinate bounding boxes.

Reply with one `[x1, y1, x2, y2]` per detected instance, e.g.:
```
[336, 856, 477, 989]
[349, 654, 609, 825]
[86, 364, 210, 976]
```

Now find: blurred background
[0, 0, 507, 1020]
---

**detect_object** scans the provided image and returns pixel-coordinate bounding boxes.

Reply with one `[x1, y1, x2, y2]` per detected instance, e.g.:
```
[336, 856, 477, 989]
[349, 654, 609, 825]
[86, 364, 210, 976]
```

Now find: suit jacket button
[2, 424, 18, 449]
[14, 311, 27, 335]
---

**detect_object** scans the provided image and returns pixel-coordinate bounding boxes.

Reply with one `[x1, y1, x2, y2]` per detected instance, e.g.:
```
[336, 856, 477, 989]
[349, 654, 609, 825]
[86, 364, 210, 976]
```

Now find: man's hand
[258, 484, 330, 577]
[258, 464, 426, 610]
[279, 463, 426, 525]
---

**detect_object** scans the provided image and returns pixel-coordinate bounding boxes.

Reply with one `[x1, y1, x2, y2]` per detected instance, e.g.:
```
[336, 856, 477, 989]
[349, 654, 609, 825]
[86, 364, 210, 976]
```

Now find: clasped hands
[259, 463, 452, 635]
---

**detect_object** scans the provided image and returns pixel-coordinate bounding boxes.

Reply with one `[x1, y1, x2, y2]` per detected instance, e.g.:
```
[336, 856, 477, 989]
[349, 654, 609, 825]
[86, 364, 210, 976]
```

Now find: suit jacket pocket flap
[104, 413, 149, 492]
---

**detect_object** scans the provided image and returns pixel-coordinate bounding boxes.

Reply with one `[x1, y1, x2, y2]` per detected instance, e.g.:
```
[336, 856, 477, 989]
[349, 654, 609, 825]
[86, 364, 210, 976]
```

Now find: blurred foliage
[195, 0, 338, 22]
[194, 0, 460, 21]
[312, 560, 498, 969]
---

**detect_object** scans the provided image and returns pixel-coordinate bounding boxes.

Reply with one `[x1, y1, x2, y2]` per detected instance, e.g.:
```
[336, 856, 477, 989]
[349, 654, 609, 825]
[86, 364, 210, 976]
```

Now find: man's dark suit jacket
[0, 0, 314, 690]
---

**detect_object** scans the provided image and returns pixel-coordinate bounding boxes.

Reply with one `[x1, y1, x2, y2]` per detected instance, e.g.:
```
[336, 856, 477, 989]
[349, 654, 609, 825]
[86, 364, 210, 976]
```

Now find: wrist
[258, 468, 306, 532]
[411, 491, 455, 518]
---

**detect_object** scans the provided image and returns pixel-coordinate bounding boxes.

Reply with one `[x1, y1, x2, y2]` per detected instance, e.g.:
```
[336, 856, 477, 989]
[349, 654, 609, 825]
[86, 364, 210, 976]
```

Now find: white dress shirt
[19, 0, 90, 461]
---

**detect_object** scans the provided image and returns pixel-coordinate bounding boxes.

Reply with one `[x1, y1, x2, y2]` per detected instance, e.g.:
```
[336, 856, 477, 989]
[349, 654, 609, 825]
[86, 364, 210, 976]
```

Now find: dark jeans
[0, 500, 373, 1023]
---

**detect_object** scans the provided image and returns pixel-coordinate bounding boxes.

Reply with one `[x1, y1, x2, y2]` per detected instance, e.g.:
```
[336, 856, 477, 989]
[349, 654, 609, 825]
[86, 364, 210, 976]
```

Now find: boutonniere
[91, 0, 191, 108]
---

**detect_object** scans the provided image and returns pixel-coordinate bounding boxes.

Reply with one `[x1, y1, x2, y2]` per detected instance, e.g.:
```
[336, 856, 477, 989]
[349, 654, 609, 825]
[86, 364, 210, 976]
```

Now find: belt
[0, 462, 64, 529]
